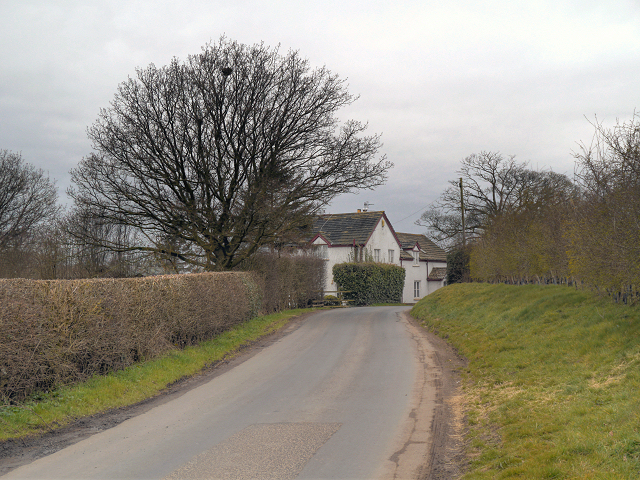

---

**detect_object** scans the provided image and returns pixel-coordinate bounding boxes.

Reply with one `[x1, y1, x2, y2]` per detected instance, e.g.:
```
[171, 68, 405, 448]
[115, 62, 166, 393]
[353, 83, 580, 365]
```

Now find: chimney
[357, 209, 361, 213]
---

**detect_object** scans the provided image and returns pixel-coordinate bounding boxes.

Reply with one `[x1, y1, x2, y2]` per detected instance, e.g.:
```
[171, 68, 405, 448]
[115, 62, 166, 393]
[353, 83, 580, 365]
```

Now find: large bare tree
[0, 150, 59, 252]
[69, 38, 391, 270]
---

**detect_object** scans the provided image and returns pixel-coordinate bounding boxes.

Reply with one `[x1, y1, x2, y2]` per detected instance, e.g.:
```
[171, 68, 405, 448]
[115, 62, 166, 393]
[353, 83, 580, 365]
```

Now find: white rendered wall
[363, 218, 402, 265]
[324, 245, 353, 293]
[401, 259, 448, 303]
[401, 257, 426, 303]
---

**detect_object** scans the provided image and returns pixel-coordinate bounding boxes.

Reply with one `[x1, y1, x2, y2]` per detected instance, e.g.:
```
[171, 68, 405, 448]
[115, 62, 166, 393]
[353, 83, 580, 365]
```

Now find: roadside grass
[0, 308, 311, 442]
[411, 283, 640, 479]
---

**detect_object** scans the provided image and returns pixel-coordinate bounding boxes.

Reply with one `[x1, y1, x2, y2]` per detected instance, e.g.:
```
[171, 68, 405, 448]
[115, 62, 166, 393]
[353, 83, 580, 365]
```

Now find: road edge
[398, 311, 468, 479]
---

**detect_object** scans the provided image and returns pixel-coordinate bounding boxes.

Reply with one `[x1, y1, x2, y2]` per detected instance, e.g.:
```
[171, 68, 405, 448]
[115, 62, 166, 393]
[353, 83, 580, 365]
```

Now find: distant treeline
[418, 115, 640, 304]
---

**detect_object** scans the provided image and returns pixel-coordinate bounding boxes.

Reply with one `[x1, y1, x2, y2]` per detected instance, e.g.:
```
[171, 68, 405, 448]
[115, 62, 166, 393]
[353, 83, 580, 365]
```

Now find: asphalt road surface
[4, 307, 438, 480]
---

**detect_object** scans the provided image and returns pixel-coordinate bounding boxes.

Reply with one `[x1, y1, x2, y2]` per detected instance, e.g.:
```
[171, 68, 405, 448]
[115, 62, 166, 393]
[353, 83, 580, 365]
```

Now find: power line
[394, 204, 431, 225]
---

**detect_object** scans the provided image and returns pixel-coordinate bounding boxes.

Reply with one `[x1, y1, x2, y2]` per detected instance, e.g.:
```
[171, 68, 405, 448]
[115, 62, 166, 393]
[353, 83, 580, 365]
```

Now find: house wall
[364, 218, 402, 266]
[319, 243, 353, 293]
[401, 255, 425, 303]
[401, 258, 447, 303]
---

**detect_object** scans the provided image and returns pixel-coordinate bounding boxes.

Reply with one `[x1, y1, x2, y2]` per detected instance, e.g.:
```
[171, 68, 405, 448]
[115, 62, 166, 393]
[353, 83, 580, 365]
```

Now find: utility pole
[460, 177, 466, 246]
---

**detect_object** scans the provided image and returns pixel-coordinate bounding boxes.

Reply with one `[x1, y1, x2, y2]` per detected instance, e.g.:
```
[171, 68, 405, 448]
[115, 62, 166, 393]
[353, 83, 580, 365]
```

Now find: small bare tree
[0, 150, 59, 249]
[0, 151, 60, 276]
[65, 206, 149, 277]
[69, 38, 391, 270]
[574, 113, 640, 196]
[417, 152, 524, 246]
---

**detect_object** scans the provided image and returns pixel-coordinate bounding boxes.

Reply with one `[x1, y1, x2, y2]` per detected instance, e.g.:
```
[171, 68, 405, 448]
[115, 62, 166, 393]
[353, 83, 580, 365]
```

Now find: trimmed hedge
[0, 272, 261, 400]
[239, 252, 325, 312]
[332, 262, 406, 306]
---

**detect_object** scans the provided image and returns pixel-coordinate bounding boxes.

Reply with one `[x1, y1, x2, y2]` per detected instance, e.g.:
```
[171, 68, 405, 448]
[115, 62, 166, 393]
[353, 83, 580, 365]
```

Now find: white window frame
[374, 249, 380, 262]
[414, 280, 420, 298]
[413, 250, 419, 266]
[388, 249, 394, 263]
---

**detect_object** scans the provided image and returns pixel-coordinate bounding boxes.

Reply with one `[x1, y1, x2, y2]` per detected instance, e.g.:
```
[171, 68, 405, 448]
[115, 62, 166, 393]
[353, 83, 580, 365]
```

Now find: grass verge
[411, 283, 640, 479]
[0, 308, 311, 442]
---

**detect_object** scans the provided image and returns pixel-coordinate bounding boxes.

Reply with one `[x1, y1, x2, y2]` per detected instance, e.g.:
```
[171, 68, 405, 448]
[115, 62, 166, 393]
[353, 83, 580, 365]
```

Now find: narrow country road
[3, 307, 442, 480]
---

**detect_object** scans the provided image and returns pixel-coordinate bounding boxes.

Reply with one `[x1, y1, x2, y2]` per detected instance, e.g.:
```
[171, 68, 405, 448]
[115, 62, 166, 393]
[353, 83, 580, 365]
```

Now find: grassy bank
[411, 283, 640, 479]
[0, 309, 310, 442]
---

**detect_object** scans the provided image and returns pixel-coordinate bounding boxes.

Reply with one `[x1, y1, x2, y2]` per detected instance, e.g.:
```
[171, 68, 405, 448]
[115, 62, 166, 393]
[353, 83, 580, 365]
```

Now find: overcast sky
[2, 0, 639, 233]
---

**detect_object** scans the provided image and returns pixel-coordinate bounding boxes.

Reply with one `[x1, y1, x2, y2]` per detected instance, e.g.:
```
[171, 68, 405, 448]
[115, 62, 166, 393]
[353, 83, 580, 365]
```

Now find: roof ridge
[317, 211, 384, 216]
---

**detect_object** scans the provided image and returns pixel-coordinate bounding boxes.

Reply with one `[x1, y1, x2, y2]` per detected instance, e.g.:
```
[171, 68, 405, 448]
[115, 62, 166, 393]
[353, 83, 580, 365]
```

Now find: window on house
[414, 280, 420, 298]
[374, 249, 380, 262]
[413, 250, 419, 266]
[388, 249, 394, 263]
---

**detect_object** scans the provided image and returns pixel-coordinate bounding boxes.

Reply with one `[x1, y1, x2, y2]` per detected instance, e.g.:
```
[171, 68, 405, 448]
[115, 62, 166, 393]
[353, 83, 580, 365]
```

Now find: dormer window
[413, 250, 419, 266]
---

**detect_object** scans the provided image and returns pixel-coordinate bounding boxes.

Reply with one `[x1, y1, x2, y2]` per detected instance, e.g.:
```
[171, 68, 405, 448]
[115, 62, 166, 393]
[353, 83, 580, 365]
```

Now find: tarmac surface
[1, 307, 466, 479]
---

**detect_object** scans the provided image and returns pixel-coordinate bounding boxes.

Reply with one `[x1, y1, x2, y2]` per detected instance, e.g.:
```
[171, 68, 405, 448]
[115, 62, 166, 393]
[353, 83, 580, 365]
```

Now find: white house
[395, 232, 448, 301]
[308, 210, 447, 303]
